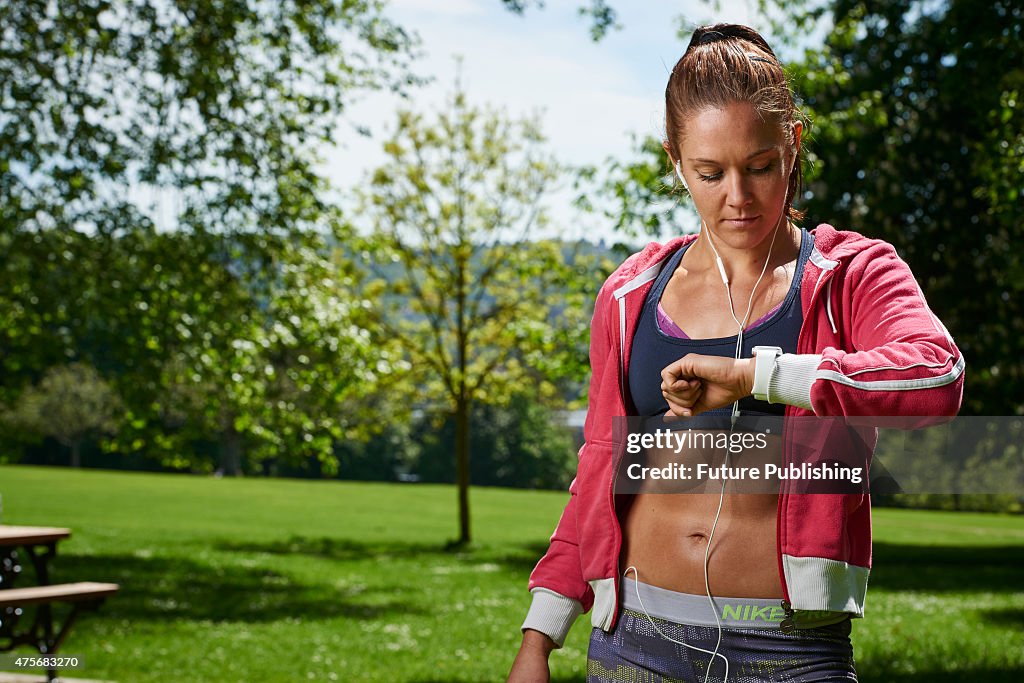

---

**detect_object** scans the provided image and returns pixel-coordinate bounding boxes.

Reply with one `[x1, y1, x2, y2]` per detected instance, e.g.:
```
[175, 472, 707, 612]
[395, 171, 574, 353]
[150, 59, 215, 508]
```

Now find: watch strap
[752, 346, 783, 402]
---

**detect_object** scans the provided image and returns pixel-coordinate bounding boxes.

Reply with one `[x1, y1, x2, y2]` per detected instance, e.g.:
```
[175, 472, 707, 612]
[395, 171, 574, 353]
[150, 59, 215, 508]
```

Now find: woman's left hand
[661, 354, 755, 417]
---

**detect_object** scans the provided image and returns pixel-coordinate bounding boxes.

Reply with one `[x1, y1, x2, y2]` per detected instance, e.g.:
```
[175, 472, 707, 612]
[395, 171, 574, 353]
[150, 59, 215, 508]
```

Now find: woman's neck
[692, 217, 798, 282]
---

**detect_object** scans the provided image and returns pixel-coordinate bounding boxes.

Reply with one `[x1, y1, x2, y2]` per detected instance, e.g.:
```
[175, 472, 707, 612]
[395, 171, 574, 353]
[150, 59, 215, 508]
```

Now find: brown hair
[666, 23, 807, 221]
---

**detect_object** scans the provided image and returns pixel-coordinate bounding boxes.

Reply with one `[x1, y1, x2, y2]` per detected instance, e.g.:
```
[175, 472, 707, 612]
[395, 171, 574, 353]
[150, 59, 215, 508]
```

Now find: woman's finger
[664, 392, 697, 412]
[663, 388, 700, 405]
[661, 356, 698, 386]
[661, 377, 700, 393]
[663, 379, 702, 401]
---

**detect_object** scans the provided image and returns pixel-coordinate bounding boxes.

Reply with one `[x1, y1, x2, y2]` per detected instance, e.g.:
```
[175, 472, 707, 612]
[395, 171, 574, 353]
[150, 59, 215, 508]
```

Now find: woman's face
[671, 101, 800, 250]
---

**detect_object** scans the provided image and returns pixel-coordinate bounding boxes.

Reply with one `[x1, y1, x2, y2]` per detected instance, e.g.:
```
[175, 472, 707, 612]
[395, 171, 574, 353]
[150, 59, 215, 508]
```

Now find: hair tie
[695, 30, 726, 45]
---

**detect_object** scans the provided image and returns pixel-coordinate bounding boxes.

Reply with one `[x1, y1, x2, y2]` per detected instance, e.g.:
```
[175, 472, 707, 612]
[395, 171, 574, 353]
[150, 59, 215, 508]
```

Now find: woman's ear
[663, 140, 687, 188]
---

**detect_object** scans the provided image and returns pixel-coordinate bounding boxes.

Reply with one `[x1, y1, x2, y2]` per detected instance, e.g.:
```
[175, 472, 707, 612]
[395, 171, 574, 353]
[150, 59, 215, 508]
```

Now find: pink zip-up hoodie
[522, 224, 965, 646]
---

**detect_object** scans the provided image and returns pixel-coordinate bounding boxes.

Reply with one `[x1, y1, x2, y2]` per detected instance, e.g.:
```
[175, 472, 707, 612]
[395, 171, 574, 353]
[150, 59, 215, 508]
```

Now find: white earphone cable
[624, 565, 730, 683]
[702, 214, 782, 423]
[639, 160, 790, 683]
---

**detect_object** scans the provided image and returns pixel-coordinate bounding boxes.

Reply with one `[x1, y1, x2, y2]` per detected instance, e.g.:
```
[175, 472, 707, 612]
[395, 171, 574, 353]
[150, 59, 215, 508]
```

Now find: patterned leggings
[587, 608, 858, 683]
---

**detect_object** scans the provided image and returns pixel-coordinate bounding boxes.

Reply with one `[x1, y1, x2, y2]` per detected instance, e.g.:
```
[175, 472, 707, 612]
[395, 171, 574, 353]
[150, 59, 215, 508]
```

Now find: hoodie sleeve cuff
[520, 588, 584, 648]
[768, 353, 821, 411]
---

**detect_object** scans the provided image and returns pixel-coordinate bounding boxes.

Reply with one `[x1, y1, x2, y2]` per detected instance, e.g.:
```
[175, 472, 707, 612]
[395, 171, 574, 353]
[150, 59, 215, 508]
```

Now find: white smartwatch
[752, 346, 784, 403]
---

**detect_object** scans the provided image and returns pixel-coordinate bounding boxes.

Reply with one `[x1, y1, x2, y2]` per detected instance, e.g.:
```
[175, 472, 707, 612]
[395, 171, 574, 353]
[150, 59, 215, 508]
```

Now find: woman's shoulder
[600, 235, 696, 292]
[809, 223, 923, 294]
[809, 223, 902, 262]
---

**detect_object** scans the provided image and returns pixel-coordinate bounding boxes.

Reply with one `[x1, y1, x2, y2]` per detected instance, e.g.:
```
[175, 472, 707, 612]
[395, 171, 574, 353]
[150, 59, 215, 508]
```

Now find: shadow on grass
[869, 542, 1024, 592]
[494, 541, 552, 573]
[978, 606, 1024, 629]
[216, 535, 551, 575]
[48, 552, 425, 624]
[41, 536, 1023, 682]
[218, 536, 455, 560]
[212, 535, 1024, 598]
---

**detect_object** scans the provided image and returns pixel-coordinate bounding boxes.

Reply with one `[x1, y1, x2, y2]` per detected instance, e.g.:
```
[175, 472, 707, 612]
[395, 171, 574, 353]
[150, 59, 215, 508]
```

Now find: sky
[323, 0, 775, 245]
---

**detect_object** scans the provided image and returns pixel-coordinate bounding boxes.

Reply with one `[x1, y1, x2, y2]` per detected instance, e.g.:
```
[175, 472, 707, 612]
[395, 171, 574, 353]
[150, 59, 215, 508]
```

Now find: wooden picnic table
[0, 526, 71, 589]
[0, 525, 118, 683]
[0, 527, 71, 546]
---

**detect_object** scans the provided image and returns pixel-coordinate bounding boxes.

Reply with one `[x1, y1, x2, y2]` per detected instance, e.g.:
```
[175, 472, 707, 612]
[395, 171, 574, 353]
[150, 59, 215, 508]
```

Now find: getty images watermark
[611, 415, 1024, 496]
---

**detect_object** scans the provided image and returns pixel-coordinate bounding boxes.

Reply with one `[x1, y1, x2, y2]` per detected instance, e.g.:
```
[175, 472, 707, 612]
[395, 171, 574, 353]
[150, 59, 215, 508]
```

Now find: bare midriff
[617, 436, 785, 599]
[620, 228, 803, 600]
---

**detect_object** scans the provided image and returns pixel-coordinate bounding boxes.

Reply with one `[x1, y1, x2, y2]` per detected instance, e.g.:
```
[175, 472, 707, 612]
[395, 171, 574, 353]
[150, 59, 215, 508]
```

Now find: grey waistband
[620, 577, 849, 630]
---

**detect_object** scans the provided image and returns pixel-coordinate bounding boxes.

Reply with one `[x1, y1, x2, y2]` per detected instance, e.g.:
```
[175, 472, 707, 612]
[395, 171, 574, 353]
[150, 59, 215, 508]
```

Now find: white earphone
[674, 158, 688, 191]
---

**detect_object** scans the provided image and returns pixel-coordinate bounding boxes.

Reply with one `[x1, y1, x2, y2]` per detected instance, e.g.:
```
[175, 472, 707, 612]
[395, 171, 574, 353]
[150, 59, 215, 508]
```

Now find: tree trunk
[220, 425, 243, 476]
[70, 441, 81, 468]
[455, 396, 471, 545]
[454, 222, 470, 545]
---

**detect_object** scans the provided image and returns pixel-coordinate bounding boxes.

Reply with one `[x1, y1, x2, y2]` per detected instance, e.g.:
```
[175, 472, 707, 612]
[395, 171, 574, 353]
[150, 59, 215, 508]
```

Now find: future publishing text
[626, 461, 865, 485]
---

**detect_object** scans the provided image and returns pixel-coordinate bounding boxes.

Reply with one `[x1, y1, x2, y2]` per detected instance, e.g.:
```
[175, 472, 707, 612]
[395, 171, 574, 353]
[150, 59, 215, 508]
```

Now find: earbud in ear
[674, 160, 688, 191]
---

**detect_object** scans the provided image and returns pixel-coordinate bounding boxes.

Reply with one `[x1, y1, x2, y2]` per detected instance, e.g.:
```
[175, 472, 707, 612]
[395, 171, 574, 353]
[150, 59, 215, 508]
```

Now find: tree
[356, 82, 596, 544]
[0, 0, 620, 473]
[756, 0, 1022, 415]
[0, 0, 416, 242]
[3, 363, 121, 467]
[572, 134, 691, 250]
[0, 0, 418, 468]
[125, 235, 401, 475]
[415, 388, 578, 490]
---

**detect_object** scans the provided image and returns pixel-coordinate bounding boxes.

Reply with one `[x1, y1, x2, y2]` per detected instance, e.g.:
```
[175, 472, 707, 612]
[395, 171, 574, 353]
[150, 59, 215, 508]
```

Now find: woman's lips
[724, 215, 760, 225]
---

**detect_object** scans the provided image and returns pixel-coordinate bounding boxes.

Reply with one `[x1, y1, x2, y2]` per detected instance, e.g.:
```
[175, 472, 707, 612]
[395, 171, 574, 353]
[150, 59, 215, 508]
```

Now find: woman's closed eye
[696, 161, 775, 183]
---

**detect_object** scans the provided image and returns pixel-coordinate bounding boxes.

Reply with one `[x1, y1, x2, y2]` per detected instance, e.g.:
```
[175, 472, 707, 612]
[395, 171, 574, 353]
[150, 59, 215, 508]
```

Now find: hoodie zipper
[608, 263, 663, 629]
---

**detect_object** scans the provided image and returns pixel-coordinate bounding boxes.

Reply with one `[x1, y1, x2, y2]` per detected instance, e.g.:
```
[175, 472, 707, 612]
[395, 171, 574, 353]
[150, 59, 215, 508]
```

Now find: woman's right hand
[507, 629, 556, 682]
[662, 354, 755, 416]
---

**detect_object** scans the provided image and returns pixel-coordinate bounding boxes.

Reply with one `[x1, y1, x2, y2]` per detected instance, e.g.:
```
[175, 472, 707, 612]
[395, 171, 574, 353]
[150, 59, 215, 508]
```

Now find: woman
[507, 23, 964, 683]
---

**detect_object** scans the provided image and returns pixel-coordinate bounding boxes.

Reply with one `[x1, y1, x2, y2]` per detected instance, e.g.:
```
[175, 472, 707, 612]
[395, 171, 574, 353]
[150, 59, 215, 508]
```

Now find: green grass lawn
[1, 465, 1022, 682]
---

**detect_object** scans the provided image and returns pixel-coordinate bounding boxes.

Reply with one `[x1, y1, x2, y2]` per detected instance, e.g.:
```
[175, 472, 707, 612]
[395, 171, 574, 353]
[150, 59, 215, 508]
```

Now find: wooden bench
[1, 582, 119, 683]
[0, 583, 119, 608]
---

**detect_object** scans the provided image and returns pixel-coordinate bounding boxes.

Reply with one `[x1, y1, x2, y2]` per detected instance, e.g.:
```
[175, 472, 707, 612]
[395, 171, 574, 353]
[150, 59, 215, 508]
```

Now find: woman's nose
[726, 173, 753, 207]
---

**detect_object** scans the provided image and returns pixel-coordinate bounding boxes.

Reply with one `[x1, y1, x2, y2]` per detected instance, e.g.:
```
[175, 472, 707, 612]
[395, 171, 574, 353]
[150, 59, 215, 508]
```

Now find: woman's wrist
[738, 357, 756, 397]
[521, 629, 557, 655]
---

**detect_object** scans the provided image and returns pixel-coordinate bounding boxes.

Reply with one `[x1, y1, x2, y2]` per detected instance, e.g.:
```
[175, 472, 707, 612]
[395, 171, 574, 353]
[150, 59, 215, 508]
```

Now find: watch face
[755, 346, 782, 355]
